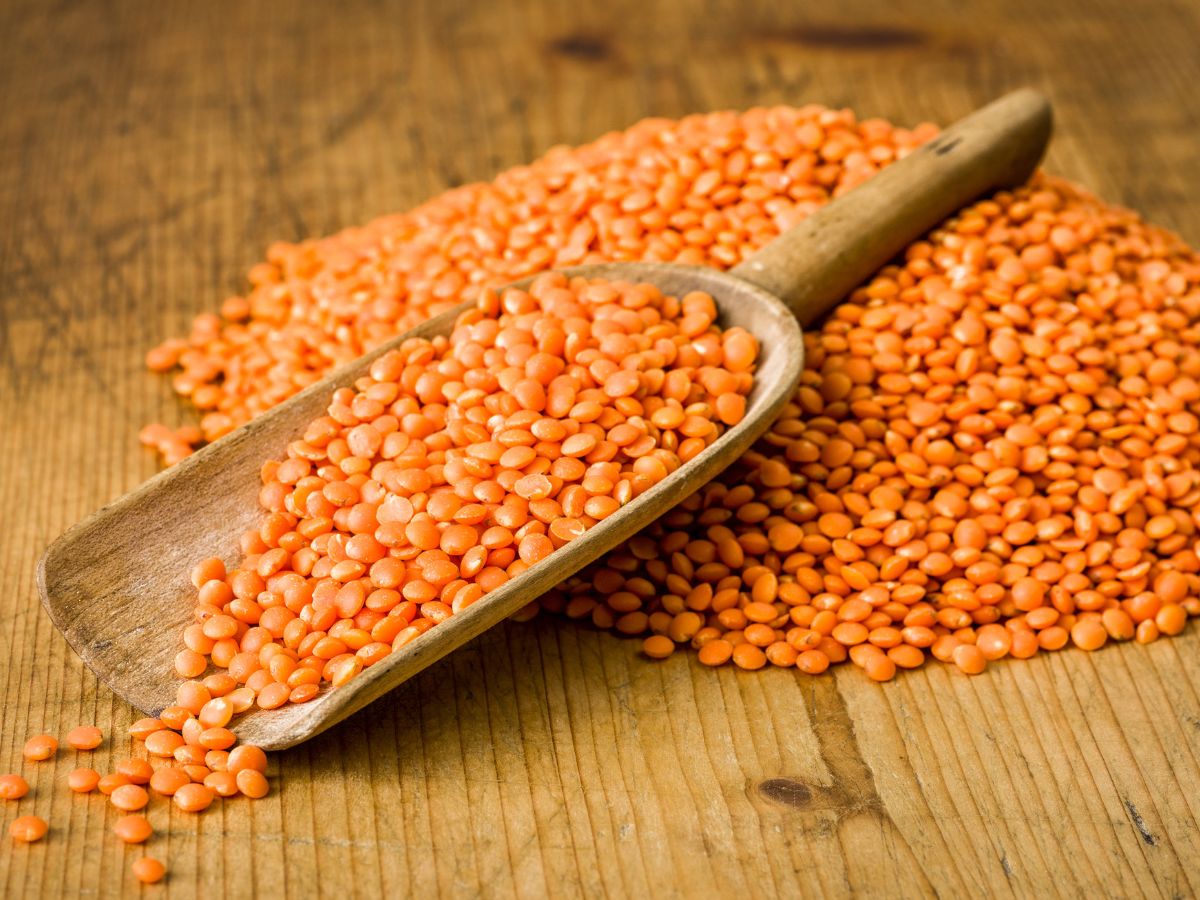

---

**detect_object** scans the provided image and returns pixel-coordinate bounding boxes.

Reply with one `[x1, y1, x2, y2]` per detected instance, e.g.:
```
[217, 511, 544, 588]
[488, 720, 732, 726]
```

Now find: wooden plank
[1, 0, 1198, 896]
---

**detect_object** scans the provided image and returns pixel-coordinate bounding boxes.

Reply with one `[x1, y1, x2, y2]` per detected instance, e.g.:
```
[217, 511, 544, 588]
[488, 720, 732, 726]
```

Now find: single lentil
[0, 774, 30, 800]
[132, 857, 166, 884]
[65, 726, 103, 751]
[10, 815, 48, 842]
[113, 815, 153, 844]
[115, 758, 154, 785]
[173, 782, 215, 812]
[110, 784, 150, 811]
[149, 767, 192, 796]
[23, 735, 58, 761]
[97, 773, 132, 795]
[67, 768, 101, 793]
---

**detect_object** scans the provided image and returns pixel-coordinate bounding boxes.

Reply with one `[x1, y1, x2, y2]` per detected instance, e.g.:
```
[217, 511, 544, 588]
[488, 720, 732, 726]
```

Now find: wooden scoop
[39, 90, 1051, 749]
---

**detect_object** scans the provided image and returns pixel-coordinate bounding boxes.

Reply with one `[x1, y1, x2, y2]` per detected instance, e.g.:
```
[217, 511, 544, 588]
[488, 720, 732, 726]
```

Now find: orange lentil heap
[146, 105, 1199, 688]
[143, 106, 934, 461]
[180, 274, 755, 706]
[551, 177, 1200, 677]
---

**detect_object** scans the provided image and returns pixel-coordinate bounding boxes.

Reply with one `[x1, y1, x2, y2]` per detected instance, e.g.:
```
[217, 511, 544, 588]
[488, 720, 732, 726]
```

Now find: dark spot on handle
[932, 136, 963, 156]
[548, 34, 611, 61]
[758, 777, 812, 807]
[771, 24, 925, 50]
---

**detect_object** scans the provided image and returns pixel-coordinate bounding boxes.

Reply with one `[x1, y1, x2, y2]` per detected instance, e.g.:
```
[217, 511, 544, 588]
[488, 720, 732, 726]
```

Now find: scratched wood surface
[2, 0, 1199, 897]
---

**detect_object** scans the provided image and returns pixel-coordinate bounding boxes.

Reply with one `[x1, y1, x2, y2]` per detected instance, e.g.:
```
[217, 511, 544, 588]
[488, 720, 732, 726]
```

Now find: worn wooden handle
[731, 89, 1053, 324]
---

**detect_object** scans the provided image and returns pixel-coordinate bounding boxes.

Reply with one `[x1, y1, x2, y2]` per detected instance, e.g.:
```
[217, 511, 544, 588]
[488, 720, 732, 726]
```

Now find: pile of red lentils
[140, 104, 1198, 690]
[13, 101, 1200, 883]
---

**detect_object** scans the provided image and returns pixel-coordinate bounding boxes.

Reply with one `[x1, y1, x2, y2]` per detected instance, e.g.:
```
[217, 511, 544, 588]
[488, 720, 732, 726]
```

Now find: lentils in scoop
[178, 274, 755, 708]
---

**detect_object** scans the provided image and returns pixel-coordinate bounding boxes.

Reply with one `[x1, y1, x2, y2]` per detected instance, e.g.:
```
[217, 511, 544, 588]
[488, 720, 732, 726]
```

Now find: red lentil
[110, 784, 150, 811]
[173, 782, 215, 813]
[115, 758, 154, 785]
[22, 735, 57, 761]
[10, 815, 48, 842]
[227, 745, 267, 775]
[132, 857, 166, 884]
[204, 771, 240, 798]
[129, 718, 164, 739]
[113, 815, 153, 844]
[0, 774, 30, 800]
[97, 773, 131, 795]
[234, 769, 269, 799]
[149, 766, 191, 796]
[67, 768, 101, 793]
[65, 726, 104, 751]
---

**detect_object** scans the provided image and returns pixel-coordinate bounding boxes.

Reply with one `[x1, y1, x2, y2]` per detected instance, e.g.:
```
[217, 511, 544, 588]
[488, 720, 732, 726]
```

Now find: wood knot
[770, 24, 926, 51]
[547, 33, 611, 61]
[757, 778, 812, 807]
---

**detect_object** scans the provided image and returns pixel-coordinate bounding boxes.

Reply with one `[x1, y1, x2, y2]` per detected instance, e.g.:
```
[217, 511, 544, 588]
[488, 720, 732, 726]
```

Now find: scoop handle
[731, 88, 1052, 325]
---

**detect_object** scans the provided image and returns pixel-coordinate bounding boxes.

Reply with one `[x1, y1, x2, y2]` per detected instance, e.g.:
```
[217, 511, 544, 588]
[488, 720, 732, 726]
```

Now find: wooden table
[3, 0, 1199, 896]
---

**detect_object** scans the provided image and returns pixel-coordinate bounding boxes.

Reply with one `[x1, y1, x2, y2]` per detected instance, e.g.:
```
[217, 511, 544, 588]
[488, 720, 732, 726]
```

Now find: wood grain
[2, 0, 1198, 896]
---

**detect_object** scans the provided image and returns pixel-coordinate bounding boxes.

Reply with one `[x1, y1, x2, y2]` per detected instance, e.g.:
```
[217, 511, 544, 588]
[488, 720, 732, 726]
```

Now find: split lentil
[0, 774, 30, 800]
[132, 857, 166, 884]
[67, 768, 101, 793]
[114, 815, 153, 844]
[97, 773, 131, 795]
[65, 726, 103, 751]
[115, 758, 154, 785]
[174, 783, 215, 812]
[110, 784, 150, 812]
[22, 735, 57, 761]
[9, 815, 47, 842]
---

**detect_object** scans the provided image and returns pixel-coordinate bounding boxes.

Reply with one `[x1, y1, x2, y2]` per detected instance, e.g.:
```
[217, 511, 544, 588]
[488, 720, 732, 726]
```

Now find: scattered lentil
[22, 735, 58, 761]
[110, 784, 150, 812]
[114, 815, 153, 844]
[132, 857, 166, 884]
[65, 726, 103, 751]
[67, 768, 101, 793]
[9, 815, 48, 842]
[0, 774, 30, 800]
